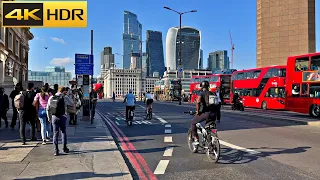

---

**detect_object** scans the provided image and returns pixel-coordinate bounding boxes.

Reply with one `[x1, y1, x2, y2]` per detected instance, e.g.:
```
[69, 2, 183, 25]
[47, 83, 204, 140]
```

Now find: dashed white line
[156, 117, 168, 124]
[165, 129, 172, 134]
[115, 121, 120, 126]
[163, 147, 173, 156]
[154, 160, 170, 174]
[164, 136, 172, 143]
[220, 140, 261, 155]
[165, 124, 171, 128]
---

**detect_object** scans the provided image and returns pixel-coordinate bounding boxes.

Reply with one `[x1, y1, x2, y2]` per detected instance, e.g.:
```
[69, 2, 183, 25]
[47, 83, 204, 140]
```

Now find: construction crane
[229, 31, 235, 69]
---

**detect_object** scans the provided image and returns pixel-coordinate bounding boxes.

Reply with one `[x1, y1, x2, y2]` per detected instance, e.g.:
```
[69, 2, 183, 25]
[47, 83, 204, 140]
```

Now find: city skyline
[27, 0, 320, 77]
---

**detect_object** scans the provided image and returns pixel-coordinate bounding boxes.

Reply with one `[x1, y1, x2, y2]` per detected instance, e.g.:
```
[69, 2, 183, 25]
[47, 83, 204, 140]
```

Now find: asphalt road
[96, 100, 320, 180]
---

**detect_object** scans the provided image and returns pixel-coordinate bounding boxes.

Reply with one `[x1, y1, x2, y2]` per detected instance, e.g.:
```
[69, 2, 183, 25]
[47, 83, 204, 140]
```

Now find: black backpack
[49, 95, 65, 116]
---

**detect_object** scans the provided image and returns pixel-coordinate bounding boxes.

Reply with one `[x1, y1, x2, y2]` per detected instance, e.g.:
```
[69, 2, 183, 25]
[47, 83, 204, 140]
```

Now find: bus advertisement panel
[231, 66, 286, 109]
[285, 53, 320, 117]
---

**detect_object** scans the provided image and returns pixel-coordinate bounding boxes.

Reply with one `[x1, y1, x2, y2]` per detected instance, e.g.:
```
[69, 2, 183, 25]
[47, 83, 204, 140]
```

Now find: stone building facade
[257, 0, 316, 67]
[0, 6, 34, 90]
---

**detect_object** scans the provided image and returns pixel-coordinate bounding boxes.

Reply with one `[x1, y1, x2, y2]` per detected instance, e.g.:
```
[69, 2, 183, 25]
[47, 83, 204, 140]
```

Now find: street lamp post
[164, 6, 197, 105]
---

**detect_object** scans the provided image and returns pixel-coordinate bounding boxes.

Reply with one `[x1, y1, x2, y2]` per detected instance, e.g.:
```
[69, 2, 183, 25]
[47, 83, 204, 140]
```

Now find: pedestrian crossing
[100, 109, 155, 126]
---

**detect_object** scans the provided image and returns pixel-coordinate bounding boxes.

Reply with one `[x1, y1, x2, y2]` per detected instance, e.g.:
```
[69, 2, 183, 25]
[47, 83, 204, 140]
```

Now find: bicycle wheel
[206, 133, 220, 162]
[187, 129, 198, 153]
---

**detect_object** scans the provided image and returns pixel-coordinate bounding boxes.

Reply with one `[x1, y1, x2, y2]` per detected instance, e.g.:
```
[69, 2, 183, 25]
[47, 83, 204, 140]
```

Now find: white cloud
[50, 57, 73, 66]
[51, 37, 66, 44]
[34, 37, 44, 40]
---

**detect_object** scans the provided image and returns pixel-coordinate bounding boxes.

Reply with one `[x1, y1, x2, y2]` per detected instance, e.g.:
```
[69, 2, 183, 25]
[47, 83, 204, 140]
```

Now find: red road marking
[98, 112, 148, 180]
[106, 117, 158, 180]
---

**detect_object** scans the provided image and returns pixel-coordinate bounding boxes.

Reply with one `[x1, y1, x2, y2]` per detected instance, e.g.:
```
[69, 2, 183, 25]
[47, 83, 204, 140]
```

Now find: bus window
[246, 71, 253, 79]
[311, 56, 320, 70]
[266, 87, 285, 98]
[253, 70, 261, 78]
[292, 84, 300, 97]
[209, 76, 219, 82]
[280, 68, 286, 77]
[295, 57, 309, 71]
[309, 84, 320, 98]
[301, 84, 308, 97]
[237, 73, 244, 80]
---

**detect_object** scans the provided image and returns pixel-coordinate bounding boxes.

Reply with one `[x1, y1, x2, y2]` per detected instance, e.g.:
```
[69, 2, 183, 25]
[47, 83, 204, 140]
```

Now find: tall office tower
[146, 30, 165, 77]
[256, 0, 315, 67]
[123, 11, 142, 69]
[207, 50, 229, 72]
[199, 49, 203, 69]
[100, 47, 114, 78]
[166, 26, 201, 70]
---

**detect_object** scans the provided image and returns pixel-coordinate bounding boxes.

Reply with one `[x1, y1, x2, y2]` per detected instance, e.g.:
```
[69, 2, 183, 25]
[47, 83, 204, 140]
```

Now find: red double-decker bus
[190, 75, 209, 103]
[93, 83, 103, 99]
[230, 66, 286, 109]
[285, 52, 320, 117]
[189, 74, 232, 104]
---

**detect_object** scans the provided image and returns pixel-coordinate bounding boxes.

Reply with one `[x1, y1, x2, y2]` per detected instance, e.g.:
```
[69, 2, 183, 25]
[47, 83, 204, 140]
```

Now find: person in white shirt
[145, 91, 153, 112]
[215, 87, 222, 123]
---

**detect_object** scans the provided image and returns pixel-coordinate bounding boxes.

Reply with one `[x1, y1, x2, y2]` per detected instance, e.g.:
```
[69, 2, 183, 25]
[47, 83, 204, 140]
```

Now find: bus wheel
[262, 101, 267, 110]
[310, 105, 320, 117]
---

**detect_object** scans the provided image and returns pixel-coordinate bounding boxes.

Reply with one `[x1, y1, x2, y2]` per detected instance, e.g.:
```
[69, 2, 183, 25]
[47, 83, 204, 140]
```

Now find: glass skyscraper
[28, 66, 72, 87]
[123, 11, 142, 69]
[166, 26, 201, 70]
[146, 30, 165, 77]
[207, 50, 230, 72]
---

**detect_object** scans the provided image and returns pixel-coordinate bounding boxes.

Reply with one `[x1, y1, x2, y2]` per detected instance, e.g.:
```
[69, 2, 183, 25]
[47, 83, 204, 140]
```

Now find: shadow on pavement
[15, 172, 128, 180]
[218, 146, 311, 164]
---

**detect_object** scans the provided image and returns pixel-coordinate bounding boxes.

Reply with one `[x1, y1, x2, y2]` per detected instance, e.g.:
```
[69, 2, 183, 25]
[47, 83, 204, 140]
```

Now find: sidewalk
[0, 110, 132, 180]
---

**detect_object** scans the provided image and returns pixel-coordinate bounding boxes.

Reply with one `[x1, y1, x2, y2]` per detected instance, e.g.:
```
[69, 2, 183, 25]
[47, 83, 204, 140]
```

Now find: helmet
[129, 89, 132, 93]
[200, 81, 209, 89]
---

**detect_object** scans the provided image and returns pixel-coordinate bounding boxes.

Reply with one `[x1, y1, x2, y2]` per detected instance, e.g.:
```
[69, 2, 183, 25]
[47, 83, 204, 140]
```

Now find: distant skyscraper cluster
[166, 26, 201, 71]
[100, 47, 114, 78]
[207, 50, 230, 72]
[146, 30, 165, 77]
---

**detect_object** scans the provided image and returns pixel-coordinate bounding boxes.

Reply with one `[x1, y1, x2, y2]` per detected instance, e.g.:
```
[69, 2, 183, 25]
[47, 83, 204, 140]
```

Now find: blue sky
[28, 0, 320, 77]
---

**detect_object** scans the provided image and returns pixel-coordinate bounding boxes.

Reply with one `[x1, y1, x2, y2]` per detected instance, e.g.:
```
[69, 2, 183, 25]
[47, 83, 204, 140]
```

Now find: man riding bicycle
[191, 80, 219, 145]
[123, 89, 136, 120]
[145, 91, 153, 113]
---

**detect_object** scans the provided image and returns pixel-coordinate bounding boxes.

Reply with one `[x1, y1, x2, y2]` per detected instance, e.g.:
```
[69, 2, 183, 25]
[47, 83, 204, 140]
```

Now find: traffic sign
[75, 54, 93, 64]
[178, 67, 183, 78]
[75, 64, 94, 75]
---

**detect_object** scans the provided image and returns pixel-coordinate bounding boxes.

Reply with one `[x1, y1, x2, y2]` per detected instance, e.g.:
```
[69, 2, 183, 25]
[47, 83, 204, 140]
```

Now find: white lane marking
[142, 120, 152, 124]
[165, 124, 171, 128]
[164, 136, 172, 143]
[156, 116, 168, 124]
[116, 117, 120, 121]
[154, 160, 170, 174]
[115, 121, 120, 126]
[220, 140, 261, 155]
[163, 147, 173, 157]
[165, 129, 172, 134]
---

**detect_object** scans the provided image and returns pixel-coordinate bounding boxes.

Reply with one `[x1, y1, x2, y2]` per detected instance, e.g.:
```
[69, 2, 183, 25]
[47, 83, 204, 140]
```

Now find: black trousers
[216, 103, 221, 121]
[19, 110, 36, 142]
[125, 106, 135, 119]
[91, 103, 96, 119]
[0, 110, 8, 127]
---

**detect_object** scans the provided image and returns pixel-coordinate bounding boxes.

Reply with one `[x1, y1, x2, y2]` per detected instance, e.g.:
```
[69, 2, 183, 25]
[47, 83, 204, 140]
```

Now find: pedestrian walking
[47, 86, 73, 156]
[9, 83, 22, 129]
[33, 86, 52, 145]
[90, 88, 98, 120]
[215, 87, 223, 123]
[16, 83, 37, 145]
[67, 88, 76, 125]
[0, 87, 9, 128]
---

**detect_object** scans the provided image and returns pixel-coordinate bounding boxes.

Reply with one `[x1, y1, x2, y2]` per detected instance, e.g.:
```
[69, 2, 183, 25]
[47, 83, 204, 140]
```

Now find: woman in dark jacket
[0, 87, 10, 128]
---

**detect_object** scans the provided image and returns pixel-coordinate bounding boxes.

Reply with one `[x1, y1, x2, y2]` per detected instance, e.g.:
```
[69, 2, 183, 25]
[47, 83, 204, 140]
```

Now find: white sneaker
[42, 140, 46, 145]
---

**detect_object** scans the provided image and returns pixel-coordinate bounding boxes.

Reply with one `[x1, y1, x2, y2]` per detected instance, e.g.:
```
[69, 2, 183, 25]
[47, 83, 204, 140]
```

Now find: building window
[0, 26, 5, 44]
[22, 48, 26, 60]
[8, 31, 13, 50]
[15, 39, 20, 57]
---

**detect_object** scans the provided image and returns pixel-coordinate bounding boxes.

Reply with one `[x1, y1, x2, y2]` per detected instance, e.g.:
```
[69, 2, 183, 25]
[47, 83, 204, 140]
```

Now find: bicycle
[126, 106, 134, 126]
[146, 106, 152, 120]
[185, 111, 221, 162]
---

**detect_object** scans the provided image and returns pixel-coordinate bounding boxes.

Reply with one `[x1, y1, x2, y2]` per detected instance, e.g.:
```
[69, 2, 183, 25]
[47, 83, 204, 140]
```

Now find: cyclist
[145, 91, 153, 114]
[123, 89, 136, 120]
[190, 80, 219, 145]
